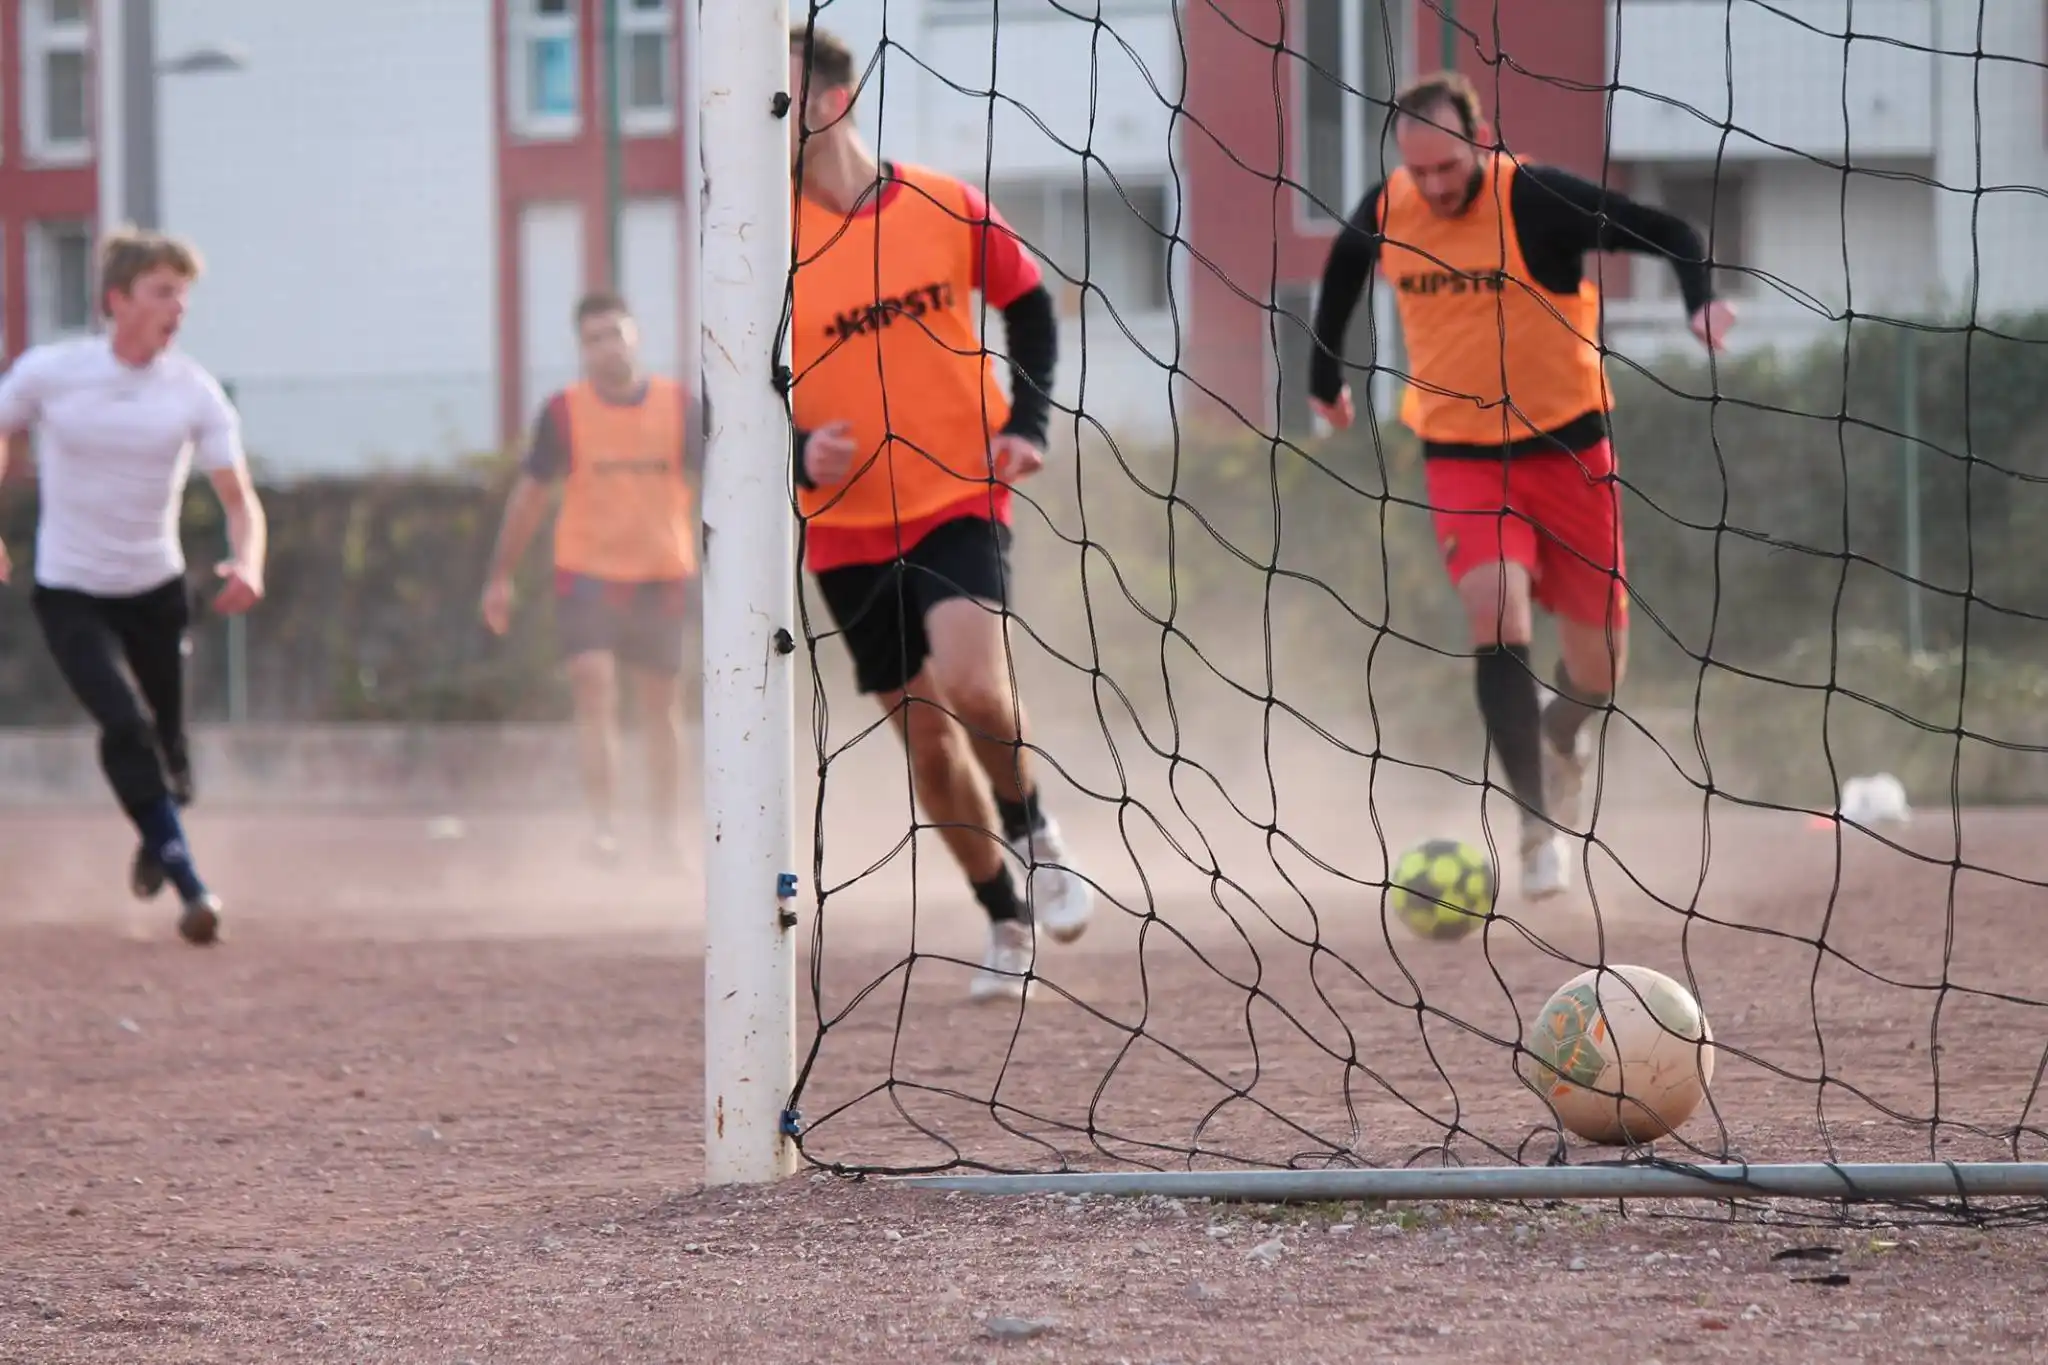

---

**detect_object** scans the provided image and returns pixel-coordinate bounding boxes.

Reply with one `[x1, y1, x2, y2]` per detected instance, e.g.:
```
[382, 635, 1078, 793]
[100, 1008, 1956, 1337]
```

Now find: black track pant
[32, 576, 191, 818]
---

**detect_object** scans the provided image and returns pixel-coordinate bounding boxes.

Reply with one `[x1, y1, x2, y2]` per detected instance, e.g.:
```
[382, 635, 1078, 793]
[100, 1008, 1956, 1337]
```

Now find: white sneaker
[1541, 717, 1594, 835]
[1009, 815, 1094, 944]
[968, 919, 1036, 1003]
[584, 827, 622, 866]
[1521, 825, 1572, 901]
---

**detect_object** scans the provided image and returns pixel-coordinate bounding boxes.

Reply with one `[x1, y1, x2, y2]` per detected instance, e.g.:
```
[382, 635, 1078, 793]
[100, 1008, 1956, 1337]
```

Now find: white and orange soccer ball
[1525, 964, 1716, 1146]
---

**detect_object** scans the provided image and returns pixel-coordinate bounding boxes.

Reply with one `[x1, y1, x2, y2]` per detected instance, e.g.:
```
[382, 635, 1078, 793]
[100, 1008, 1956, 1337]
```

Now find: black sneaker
[131, 844, 169, 900]
[178, 893, 222, 946]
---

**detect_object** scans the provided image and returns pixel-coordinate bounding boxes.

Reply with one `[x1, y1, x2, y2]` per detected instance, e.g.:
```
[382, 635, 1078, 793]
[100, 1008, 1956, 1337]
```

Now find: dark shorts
[555, 574, 691, 674]
[812, 515, 1012, 695]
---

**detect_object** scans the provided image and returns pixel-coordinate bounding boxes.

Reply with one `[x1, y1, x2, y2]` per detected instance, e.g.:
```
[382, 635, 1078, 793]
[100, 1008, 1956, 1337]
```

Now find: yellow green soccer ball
[1388, 838, 1495, 941]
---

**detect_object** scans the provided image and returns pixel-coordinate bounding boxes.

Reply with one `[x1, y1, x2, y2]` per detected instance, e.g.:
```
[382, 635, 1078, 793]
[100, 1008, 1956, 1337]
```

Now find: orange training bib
[1379, 155, 1612, 445]
[553, 377, 697, 581]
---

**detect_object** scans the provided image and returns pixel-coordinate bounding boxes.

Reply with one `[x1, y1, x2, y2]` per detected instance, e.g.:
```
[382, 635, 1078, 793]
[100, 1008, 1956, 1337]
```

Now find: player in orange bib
[481, 290, 702, 865]
[789, 26, 1095, 1002]
[1308, 72, 1737, 901]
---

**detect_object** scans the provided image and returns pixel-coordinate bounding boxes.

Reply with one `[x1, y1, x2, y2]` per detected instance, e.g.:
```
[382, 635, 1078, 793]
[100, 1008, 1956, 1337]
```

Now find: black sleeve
[1308, 183, 1385, 405]
[791, 425, 816, 491]
[996, 284, 1058, 446]
[521, 395, 570, 481]
[1511, 164, 1716, 316]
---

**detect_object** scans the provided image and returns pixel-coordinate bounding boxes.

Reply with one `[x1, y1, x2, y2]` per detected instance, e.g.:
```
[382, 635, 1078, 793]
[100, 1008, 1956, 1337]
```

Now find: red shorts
[1424, 439, 1627, 628]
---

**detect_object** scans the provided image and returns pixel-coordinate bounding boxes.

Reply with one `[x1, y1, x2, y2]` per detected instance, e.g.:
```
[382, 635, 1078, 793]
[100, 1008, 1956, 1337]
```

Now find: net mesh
[781, 0, 2048, 1224]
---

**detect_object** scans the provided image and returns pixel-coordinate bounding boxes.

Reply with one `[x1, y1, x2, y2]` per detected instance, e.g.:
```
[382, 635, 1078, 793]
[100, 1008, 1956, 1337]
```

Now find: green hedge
[3, 311, 2045, 803]
[1016, 309, 2048, 805]
[0, 463, 570, 725]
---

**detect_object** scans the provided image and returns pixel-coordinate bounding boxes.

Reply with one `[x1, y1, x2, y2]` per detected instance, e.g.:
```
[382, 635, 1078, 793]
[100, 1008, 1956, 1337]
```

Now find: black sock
[972, 868, 1025, 923]
[1543, 662, 1609, 753]
[994, 785, 1041, 843]
[133, 796, 208, 902]
[1474, 644, 1545, 821]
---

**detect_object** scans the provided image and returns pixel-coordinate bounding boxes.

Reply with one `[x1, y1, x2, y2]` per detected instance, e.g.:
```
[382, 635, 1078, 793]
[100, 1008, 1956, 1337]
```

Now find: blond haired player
[789, 25, 1094, 1000]
[1308, 73, 1736, 900]
[0, 227, 267, 945]
[482, 291, 702, 865]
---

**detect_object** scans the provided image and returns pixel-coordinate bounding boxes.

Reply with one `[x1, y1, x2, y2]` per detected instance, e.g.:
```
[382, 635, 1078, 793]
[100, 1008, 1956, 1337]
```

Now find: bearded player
[1308, 72, 1736, 899]
[0, 228, 267, 945]
[788, 26, 1094, 1001]
[482, 291, 702, 865]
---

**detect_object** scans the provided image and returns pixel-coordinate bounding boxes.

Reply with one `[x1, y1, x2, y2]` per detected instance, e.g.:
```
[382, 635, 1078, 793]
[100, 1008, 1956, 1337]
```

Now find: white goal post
[690, 0, 2048, 1211]
[696, 0, 799, 1187]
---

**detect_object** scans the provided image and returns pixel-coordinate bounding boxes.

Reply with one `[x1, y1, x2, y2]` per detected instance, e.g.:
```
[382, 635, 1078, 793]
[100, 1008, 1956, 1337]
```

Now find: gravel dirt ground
[3, 783, 2046, 1364]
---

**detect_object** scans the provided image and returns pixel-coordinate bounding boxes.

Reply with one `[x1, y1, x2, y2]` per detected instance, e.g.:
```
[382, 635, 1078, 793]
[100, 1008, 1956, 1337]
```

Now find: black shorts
[813, 515, 1012, 695]
[555, 574, 691, 675]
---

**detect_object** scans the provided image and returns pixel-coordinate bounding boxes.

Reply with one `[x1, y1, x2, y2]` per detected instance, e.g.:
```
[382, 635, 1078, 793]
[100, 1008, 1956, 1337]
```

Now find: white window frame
[507, 0, 581, 141]
[1638, 162, 1754, 300]
[616, 0, 676, 137]
[1293, 0, 1410, 229]
[23, 0, 93, 165]
[1270, 282, 1318, 440]
[28, 220, 96, 343]
[986, 176, 1174, 320]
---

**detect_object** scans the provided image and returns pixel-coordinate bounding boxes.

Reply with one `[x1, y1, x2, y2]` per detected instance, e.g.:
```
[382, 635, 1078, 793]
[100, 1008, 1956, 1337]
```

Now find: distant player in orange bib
[789, 26, 1094, 1001]
[481, 290, 702, 865]
[1308, 72, 1737, 901]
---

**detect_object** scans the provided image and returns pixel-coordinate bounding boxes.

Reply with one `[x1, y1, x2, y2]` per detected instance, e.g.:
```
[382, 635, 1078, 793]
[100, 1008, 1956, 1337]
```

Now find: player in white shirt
[0, 228, 268, 946]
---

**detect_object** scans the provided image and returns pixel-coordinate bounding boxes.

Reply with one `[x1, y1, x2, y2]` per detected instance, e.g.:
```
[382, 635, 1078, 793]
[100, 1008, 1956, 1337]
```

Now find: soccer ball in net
[1387, 838, 1495, 942]
[1526, 964, 1716, 1146]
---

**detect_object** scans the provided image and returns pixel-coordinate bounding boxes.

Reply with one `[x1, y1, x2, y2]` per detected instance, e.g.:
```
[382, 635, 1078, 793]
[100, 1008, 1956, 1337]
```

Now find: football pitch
[4, 780, 2046, 1363]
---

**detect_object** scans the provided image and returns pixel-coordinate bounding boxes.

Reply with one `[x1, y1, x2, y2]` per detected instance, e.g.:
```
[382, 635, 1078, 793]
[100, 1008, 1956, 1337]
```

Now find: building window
[23, 0, 93, 164]
[616, 0, 676, 135]
[509, 0, 580, 139]
[1296, 0, 1405, 222]
[989, 179, 1173, 318]
[1656, 167, 1751, 297]
[29, 221, 95, 342]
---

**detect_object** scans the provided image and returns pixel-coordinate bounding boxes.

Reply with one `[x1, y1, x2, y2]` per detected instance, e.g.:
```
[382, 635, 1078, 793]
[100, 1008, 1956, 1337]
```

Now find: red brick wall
[493, 0, 685, 445]
[0, 0, 99, 367]
[1180, 0, 1613, 431]
[1, 0, 100, 479]
[1178, 0, 1315, 434]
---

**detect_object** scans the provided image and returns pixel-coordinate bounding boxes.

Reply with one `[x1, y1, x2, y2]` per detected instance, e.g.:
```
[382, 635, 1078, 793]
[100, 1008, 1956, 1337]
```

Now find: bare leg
[880, 670, 1008, 886]
[565, 651, 620, 854]
[1552, 616, 1628, 715]
[627, 666, 686, 853]
[921, 594, 1094, 942]
[880, 669, 1040, 1001]
[1540, 614, 1629, 834]
[921, 596, 1033, 805]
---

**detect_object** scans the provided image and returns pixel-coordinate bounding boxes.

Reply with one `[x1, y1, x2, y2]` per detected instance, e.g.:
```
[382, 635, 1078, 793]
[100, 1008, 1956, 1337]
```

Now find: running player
[0, 227, 267, 945]
[1307, 72, 1736, 900]
[789, 25, 1094, 1000]
[481, 291, 702, 865]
